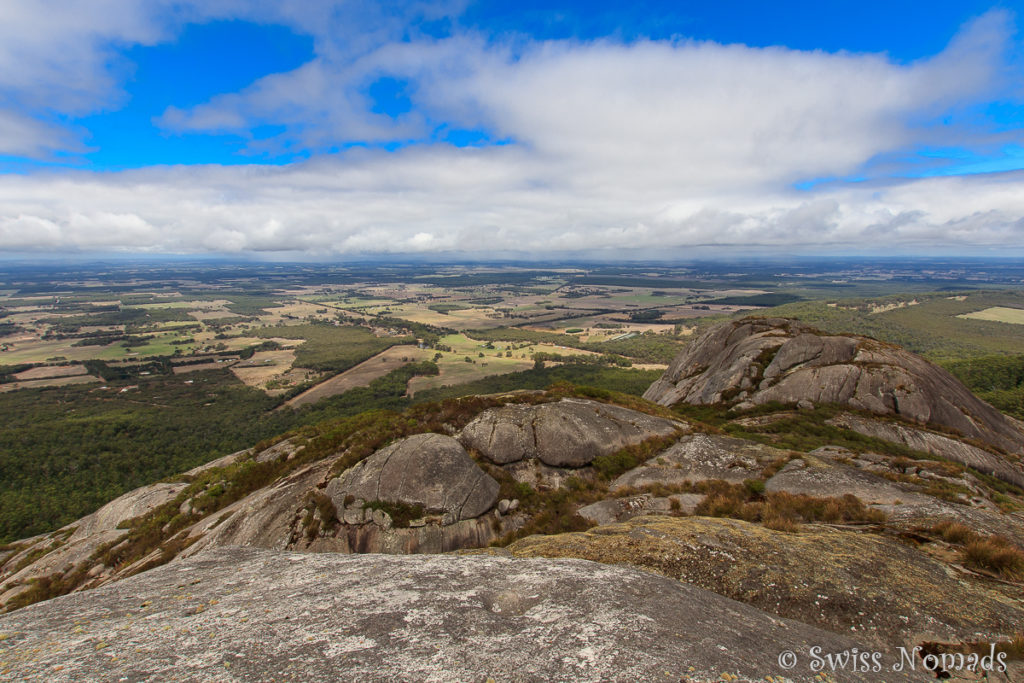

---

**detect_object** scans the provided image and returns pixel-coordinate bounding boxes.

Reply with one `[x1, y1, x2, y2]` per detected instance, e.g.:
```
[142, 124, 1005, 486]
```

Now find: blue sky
[0, 1, 1022, 256]
[7, 0, 1017, 172]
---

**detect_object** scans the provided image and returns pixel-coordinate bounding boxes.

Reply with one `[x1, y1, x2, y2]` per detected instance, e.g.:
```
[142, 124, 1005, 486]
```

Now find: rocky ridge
[643, 317, 1024, 462]
[1, 320, 1023, 680]
[0, 396, 683, 608]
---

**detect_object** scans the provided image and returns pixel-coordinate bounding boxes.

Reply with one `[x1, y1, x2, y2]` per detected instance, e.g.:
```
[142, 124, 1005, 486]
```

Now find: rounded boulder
[329, 433, 499, 522]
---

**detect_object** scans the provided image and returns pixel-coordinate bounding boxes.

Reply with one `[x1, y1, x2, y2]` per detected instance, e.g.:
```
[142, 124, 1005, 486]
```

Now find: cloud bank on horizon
[0, 0, 1022, 257]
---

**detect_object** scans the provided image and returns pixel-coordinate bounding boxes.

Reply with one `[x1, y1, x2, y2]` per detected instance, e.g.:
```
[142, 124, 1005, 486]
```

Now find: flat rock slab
[765, 456, 931, 505]
[0, 547, 931, 682]
[459, 398, 684, 467]
[611, 434, 789, 490]
[68, 481, 188, 544]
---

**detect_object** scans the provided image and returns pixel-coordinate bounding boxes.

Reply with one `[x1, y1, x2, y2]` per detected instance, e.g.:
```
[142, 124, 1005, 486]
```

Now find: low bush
[929, 521, 1024, 581]
[362, 500, 424, 528]
[931, 520, 976, 545]
[591, 432, 683, 480]
[3, 563, 91, 612]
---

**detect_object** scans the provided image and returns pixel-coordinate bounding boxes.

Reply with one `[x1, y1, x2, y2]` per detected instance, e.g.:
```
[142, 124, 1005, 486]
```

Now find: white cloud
[0, 0, 465, 156]
[0, 5, 1022, 254]
[158, 10, 1016, 191]
[0, 0, 177, 158]
[1, 149, 1023, 256]
[0, 111, 85, 158]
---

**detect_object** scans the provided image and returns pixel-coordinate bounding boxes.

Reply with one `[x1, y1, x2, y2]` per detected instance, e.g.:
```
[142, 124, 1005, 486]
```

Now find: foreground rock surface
[504, 515, 1024, 652]
[644, 318, 1024, 461]
[0, 546, 933, 683]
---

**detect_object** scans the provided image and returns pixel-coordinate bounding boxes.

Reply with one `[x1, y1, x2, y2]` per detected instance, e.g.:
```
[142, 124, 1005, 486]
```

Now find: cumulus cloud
[0, 111, 85, 158]
[0, 0, 171, 156]
[0, 0, 459, 156]
[1, 149, 1023, 256]
[0, 4, 1022, 255]
[158, 10, 1017, 189]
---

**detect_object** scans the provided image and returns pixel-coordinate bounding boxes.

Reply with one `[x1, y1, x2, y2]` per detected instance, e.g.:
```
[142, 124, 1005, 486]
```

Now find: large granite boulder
[0, 546, 933, 682]
[644, 318, 1024, 458]
[459, 398, 683, 467]
[327, 433, 498, 522]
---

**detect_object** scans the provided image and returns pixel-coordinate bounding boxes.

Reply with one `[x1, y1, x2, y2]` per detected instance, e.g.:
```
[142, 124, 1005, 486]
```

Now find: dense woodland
[0, 361, 661, 543]
[946, 354, 1024, 421]
[769, 290, 1024, 362]
[0, 371, 291, 541]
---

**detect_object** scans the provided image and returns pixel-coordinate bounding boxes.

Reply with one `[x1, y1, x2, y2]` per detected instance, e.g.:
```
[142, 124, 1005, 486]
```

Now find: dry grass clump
[929, 521, 1024, 581]
[931, 520, 975, 545]
[693, 482, 886, 532]
[1001, 633, 1024, 660]
[921, 633, 1024, 664]
[964, 537, 1024, 580]
[760, 455, 793, 479]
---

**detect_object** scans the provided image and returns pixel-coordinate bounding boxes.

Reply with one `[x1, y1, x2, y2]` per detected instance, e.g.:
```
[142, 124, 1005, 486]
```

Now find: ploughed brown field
[284, 345, 432, 408]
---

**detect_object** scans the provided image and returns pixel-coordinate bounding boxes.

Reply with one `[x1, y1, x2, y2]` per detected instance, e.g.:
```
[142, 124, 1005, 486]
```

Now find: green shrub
[592, 433, 682, 480]
[362, 500, 424, 528]
[743, 478, 766, 496]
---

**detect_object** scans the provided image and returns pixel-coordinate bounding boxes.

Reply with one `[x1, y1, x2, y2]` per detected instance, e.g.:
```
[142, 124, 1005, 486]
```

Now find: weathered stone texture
[0, 546, 933, 682]
[329, 433, 499, 521]
[644, 318, 1024, 462]
[506, 515, 1024, 652]
[459, 397, 683, 467]
[611, 433, 788, 490]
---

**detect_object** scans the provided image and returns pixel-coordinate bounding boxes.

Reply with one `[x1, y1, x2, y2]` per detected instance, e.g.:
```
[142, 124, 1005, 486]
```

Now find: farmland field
[285, 345, 432, 407]
[958, 306, 1024, 325]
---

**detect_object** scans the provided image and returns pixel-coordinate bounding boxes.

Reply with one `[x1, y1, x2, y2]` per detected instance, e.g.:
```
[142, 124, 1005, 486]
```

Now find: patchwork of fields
[4, 261, 1024, 542]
